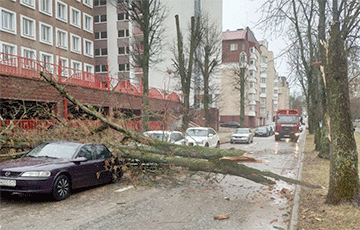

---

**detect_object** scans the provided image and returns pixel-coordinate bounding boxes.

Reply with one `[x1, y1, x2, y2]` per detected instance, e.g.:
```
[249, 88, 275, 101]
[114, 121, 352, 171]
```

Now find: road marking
[115, 185, 134, 193]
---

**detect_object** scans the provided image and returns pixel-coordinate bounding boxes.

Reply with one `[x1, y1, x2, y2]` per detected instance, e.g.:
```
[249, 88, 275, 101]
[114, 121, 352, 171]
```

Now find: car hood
[0, 156, 69, 172]
[232, 133, 250, 138]
[185, 136, 205, 143]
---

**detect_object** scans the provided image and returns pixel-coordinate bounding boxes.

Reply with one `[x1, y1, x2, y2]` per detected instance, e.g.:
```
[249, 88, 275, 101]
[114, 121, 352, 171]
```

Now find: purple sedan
[0, 142, 122, 201]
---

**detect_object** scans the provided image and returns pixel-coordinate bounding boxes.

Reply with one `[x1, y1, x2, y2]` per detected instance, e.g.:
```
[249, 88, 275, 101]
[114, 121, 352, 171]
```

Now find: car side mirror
[209, 134, 214, 137]
[71, 157, 87, 164]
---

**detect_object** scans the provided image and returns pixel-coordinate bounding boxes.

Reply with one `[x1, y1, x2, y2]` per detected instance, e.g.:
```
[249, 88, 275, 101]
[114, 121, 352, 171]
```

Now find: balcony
[0, 52, 180, 102]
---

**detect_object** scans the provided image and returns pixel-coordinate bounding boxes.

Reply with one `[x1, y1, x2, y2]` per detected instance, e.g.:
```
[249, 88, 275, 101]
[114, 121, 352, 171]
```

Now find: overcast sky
[222, 0, 289, 78]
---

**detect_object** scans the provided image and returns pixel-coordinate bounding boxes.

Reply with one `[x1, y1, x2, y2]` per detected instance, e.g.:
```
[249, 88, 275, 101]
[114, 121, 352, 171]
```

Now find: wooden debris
[220, 153, 266, 163]
[213, 214, 230, 220]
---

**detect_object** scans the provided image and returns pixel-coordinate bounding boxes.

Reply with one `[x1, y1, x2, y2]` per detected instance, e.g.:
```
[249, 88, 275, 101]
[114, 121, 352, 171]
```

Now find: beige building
[277, 76, 290, 109]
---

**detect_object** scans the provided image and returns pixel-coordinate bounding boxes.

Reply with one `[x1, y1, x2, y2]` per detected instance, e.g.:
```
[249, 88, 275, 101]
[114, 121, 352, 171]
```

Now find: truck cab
[274, 109, 301, 142]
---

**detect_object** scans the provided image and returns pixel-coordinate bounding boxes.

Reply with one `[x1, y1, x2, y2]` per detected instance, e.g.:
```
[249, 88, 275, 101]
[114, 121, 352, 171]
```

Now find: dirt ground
[297, 133, 360, 230]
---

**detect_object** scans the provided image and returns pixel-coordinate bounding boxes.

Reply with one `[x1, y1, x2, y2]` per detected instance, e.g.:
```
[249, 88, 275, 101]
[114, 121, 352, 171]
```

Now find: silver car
[230, 128, 254, 144]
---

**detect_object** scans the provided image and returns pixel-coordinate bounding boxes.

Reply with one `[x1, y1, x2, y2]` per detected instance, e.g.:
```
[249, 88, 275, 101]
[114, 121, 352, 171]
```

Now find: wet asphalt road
[0, 129, 305, 230]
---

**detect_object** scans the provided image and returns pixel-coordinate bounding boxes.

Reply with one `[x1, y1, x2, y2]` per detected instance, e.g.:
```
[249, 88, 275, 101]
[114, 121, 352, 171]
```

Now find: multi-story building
[220, 27, 263, 127]
[0, 0, 95, 75]
[93, 0, 222, 106]
[278, 76, 290, 109]
[259, 40, 277, 124]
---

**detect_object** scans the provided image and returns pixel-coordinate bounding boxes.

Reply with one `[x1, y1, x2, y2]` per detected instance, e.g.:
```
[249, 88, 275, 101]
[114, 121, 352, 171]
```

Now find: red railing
[0, 52, 110, 90]
[0, 119, 55, 130]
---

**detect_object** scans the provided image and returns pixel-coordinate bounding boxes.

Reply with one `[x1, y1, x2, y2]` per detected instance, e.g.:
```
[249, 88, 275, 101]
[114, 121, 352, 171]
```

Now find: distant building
[277, 76, 290, 109]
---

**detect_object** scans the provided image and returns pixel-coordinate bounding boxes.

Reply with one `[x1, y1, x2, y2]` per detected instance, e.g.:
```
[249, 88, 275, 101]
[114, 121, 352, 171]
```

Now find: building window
[40, 51, 53, 71]
[118, 29, 129, 38]
[0, 42, 17, 60]
[94, 0, 107, 6]
[95, 64, 107, 73]
[119, 63, 130, 72]
[262, 56, 267, 64]
[21, 15, 36, 40]
[95, 31, 107, 39]
[94, 14, 107, 23]
[261, 78, 266, 84]
[39, 22, 53, 45]
[250, 60, 254, 65]
[249, 82, 254, 88]
[70, 33, 81, 54]
[56, 56, 69, 76]
[56, 1, 67, 22]
[117, 13, 128, 21]
[21, 47, 36, 60]
[261, 88, 266, 94]
[83, 0, 93, 8]
[56, 28, 68, 49]
[118, 46, 130, 55]
[95, 48, 107, 56]
[242, 43, 245, 50]
[83, 39, 93, 57]
[0, 8, 16, 34]
[70, 7, 81, 28]
[39, 0, 52, 16]
[71, 60, 82, 74]
[84, 63, 94, 73]
[250, 47, 255, 53]
[230, 43, 238, 51]
[83, 13, 93, 32]
[20, 0, 35, 9]
[260, 98, 266, 104]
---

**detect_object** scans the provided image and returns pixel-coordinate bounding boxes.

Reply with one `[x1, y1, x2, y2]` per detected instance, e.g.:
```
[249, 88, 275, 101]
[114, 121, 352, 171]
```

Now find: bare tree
[195, 14, 222, 127]
[172, 15, 200, 131]
[117, 0, 167, 131]
[232, 52, 249, 127]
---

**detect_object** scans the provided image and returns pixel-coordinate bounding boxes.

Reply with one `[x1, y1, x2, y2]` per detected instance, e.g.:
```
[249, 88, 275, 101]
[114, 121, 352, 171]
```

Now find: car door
[208, 129, 217, 147]
[94, 144, 114, 184]
[70, 144, 99, 188]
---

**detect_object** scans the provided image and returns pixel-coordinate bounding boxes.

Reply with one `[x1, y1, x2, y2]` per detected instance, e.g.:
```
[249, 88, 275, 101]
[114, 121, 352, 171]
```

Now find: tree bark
[326, 22, 360, 205]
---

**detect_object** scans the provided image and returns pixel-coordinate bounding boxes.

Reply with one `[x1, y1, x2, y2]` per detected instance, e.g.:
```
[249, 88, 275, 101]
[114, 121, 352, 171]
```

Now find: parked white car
[143, 130, 186, 145]
[185, 127, 220, 148]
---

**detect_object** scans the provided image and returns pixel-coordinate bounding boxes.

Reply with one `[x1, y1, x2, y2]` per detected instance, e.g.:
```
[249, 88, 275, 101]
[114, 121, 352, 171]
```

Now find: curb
[289, 129, 306, 230]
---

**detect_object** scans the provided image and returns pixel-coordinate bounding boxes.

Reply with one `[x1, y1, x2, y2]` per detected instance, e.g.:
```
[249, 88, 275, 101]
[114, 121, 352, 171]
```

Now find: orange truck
[274, 109, 301, 142]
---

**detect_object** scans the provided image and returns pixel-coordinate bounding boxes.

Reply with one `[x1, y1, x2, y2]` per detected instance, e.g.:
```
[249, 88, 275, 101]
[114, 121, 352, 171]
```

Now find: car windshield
[186, 129, 207, 137]
[148, 133, 168, 141]
[26, 143, 80, 159]
[234, 129, 249, 134]
[277, 116, 299, 124]
[257, 127, 267, 131]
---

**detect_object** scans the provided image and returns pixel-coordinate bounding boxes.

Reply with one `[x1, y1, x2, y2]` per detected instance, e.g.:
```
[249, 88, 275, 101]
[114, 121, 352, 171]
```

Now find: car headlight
[295, 133, 300, 136]
[275, 132, 279, 135]
[21, 171, 51, 178]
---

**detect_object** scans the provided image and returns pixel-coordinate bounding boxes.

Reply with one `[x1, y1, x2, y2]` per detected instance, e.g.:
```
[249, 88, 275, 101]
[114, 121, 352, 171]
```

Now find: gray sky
[222, 0, 289, 77]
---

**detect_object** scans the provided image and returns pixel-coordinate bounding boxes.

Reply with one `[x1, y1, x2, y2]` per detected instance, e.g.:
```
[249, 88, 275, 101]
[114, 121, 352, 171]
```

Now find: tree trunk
[240, 68, 245, 127]
[326, 22, 360, 205]
[204, 46, 210, 127]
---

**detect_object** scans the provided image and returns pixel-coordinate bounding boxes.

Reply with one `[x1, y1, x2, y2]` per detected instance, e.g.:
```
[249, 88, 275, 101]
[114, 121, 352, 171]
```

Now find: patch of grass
[297, 132, 360, 230]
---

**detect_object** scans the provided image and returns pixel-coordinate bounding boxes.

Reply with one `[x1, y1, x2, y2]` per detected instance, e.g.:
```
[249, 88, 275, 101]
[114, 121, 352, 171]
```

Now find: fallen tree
[7, 72, 318, 189]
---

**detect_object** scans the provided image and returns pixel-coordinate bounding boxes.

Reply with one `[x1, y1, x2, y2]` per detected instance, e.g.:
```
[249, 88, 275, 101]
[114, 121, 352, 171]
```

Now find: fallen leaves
[213, 214, 230, 220]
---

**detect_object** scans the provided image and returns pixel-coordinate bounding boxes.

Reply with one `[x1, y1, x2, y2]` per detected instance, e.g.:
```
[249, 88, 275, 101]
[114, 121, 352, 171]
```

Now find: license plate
[0, 179, 16, 187]
[284, 135, 290, 137]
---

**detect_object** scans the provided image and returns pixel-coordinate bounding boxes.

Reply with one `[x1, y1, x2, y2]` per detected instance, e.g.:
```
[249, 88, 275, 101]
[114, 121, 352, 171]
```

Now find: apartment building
[259, 40, 277, 124]
[278, 76, 290, 109]
[220, 27, 262, 127]
[93, 0, 223, 106]
[0, 0, 95, 74]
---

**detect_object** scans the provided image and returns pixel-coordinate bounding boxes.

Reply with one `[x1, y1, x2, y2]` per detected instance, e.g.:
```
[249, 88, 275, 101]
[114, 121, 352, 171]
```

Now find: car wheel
[216, 141, 220, 148]
[52, 174, 71, 201]
[230, 140, 233, 144]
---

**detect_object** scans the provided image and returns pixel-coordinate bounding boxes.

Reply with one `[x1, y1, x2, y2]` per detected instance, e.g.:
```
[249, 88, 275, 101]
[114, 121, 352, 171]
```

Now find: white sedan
[185, 127, 220, 148]
[143, 130, 186, 145]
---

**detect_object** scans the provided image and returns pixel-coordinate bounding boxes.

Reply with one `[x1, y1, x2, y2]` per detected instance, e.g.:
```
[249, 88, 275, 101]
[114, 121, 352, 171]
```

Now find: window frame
[39, 21, 53, 45]
[70, 6, 81, 28]
[20, 0, 35, 9]
[70, 33, 82, 54]
[21, 46, 36, 60]
[56, 28, 68, 50]
[230, 43, 238, 51]
[83, 0, 94, 8]
[56, 0, 68, 23]
[0, 7, 16, 35]
[71, 59, 82, 74]
[84, 63, 94, 73]
[83, 38, 94, 57]
[39, 0, 53, 16]
[83, 13, 93, 33]
[20, 15, 36, 40]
